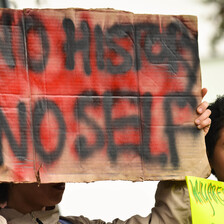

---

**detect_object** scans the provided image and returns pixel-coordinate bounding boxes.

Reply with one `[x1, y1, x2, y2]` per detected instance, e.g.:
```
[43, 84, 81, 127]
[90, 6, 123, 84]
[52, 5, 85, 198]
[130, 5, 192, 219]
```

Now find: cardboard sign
[186, 176, 224, 224]
[0, 8, 210, 183]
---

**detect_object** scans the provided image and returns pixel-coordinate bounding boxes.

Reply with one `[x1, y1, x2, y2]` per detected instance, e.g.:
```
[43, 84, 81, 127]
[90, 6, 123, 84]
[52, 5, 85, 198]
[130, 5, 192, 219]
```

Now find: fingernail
[198, 107, 202, 113]
[195, 119, 200, 124]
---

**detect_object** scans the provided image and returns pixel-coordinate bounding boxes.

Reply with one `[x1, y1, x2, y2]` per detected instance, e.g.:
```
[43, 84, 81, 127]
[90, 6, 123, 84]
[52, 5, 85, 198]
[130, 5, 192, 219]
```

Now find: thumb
[201, 88, 208, 99]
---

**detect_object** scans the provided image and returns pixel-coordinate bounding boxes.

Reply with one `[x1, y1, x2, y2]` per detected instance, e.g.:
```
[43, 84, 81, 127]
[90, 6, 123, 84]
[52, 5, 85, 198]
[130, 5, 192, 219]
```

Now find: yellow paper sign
[186, 176, 224, 224]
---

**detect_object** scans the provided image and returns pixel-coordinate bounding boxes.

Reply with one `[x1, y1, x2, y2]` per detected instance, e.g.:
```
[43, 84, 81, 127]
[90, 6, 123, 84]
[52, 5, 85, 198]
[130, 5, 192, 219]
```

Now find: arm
[150, 181, 191, 224]
[62, 182, 189, 224]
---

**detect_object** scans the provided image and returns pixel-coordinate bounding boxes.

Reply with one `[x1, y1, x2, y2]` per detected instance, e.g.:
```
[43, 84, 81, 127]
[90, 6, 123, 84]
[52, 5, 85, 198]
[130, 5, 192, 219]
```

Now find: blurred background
[1, 0, 224, 221]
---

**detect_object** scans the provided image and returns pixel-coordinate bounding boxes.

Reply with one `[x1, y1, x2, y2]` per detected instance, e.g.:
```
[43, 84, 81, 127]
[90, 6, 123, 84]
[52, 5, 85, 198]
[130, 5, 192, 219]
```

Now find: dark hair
[205, 95, 224, 174]
[0, 183, 10, 204]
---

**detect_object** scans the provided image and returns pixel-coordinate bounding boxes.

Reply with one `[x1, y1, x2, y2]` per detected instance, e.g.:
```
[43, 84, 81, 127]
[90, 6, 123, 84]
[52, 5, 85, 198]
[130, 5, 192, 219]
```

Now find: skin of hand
[194, 88, 211, 136]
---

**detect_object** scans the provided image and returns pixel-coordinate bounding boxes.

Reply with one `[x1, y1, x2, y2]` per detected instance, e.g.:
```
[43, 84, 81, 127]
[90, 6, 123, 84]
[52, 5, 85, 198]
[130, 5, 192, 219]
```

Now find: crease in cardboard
[21, 10, 37, 182]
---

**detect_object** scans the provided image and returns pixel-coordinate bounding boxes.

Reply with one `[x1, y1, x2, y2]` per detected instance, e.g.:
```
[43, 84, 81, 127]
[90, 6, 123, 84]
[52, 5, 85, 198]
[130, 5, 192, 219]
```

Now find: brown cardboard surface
[0, 8, 210, 183]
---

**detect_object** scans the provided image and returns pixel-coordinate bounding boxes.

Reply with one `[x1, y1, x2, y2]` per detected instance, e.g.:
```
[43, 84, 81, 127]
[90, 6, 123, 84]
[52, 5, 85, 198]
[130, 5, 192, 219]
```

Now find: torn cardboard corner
[0, 8, 210, 183]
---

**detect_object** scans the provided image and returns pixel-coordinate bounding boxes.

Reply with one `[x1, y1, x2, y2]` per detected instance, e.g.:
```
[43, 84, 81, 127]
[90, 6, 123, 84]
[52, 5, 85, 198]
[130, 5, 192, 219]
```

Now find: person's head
[205, 95, 224, 181]
[0, 182, 65, 214]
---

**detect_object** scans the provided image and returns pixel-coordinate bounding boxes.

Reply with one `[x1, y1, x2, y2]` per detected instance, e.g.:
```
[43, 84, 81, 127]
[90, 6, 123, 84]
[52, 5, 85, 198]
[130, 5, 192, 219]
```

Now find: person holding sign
[205, 95, 224, 181]
[0, 88, 211, 224]
[186, 94, 224, 224]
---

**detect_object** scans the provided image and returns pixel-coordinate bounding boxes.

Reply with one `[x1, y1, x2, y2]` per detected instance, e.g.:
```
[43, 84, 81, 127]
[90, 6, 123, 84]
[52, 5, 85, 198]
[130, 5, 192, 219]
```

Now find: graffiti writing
[0, 9, 202, 181]
[0, 92, 199, 167]
[190, 179, 224, 217]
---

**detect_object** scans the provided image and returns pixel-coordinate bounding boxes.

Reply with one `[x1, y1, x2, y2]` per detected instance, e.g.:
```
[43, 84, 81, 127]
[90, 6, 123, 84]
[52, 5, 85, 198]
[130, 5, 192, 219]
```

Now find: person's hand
[194, 88, 211, 135]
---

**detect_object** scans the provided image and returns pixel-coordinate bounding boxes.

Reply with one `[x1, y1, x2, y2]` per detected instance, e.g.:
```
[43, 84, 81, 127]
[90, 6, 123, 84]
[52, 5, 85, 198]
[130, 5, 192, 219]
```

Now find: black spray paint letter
[0, 102, 27, 165]
[63, 19, 91, 75]
[74, 91, 105, 159]
[0, 12, 16, 68]
[33, 99, 66, 164]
